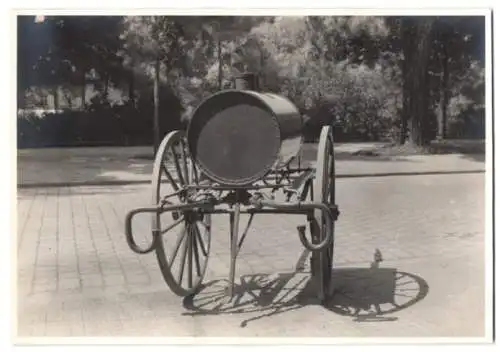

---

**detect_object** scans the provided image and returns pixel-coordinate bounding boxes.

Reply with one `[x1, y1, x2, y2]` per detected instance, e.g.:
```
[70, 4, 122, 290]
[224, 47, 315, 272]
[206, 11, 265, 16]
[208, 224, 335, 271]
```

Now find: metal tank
[187, 73, 304, 186]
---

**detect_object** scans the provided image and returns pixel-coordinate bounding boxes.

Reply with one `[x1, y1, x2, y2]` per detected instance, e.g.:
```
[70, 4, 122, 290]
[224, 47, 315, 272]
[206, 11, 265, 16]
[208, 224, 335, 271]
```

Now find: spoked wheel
[309, 125, 336, 302]
[151, 130, 211, 297]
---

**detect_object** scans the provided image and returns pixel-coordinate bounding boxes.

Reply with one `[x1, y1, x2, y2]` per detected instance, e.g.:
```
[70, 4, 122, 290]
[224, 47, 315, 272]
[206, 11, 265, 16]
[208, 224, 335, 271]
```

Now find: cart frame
[125, 125, 339, 303]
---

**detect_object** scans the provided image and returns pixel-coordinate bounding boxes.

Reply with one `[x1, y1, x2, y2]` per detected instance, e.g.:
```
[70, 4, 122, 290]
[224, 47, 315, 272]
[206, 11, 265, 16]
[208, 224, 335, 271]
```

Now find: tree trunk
[400, 22, 410, 145]
[128, 68, 135, 107]
[53, 86, 59, 110]
[63, 88, 73, 108]
[437, 45, 449, 140]
[217, 38, 223, 90]
[259, 48, 265, 89]
[153, 58, 161, 154]
[406, 18, 435, 146]
[103, 74, 109, 98]
[81, 71, 86, 110]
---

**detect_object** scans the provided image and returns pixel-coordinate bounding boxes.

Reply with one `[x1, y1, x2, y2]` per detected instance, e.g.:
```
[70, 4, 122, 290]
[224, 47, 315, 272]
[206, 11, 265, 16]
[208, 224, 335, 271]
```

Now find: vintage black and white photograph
[14, 9, 492, 342]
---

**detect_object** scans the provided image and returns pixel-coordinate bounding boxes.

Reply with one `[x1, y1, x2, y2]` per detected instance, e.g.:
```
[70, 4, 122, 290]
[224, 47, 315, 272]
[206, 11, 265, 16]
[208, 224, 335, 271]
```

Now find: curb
[333, 169, 485, 179]
[17, 169, 486, 189]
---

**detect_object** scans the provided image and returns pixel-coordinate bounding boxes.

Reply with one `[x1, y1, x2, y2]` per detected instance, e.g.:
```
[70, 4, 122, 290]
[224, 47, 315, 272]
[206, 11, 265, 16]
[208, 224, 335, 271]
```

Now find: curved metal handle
[125, 207, 159, 255]
[251, 199, 334, 252]
[125, 201, 215, 255]
[297, 224, 332, 252]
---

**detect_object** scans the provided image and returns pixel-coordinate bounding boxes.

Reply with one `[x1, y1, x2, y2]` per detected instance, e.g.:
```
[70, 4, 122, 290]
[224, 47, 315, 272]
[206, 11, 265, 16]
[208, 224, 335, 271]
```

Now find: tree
[20, 16, 125, 110]
[18, 15, 485, 147]
[120, 16, 186, 152]
[429, 16, 485, 140]
[18, 16, 75, 109]
[399, 17, 436, 146]
[171, 16, 271, 111]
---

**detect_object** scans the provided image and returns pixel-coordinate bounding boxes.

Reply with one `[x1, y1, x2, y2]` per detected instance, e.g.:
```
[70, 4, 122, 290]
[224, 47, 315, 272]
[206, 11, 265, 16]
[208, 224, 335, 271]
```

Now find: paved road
[16, 173, 486, 338]
[17, 144, 485, 187]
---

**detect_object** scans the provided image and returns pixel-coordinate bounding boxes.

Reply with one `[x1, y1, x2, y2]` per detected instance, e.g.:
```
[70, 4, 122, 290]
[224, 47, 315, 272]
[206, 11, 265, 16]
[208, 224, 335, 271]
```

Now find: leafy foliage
[17, 15, 485, 147]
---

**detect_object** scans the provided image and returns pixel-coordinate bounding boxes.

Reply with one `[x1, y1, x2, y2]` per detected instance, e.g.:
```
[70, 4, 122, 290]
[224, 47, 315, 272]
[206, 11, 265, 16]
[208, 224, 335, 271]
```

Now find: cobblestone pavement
[16, 173, 487, 339]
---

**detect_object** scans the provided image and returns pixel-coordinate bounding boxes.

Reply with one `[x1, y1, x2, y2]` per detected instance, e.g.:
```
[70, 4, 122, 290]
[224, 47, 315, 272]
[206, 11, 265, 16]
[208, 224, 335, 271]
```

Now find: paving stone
[16, 174, 488, 339]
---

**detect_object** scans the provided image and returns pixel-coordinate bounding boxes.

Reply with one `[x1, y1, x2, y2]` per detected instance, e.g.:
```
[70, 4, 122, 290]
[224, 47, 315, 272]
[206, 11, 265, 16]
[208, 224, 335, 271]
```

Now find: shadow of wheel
[324, 269, 430, 320]
[182, 272, 309, 315]
[181, 268, 429, 326]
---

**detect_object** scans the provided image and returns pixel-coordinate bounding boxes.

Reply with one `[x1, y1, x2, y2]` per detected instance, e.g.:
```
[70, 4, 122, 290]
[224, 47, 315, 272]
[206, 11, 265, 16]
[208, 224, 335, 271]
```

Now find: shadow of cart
[182, 266, 429, 327]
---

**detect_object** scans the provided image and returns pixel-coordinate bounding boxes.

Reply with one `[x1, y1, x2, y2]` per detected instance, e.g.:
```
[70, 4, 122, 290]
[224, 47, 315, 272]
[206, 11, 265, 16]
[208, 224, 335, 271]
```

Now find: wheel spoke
[187, 225, 193, 288]
[397, 288, 419, 292]
[196, 218, 210, 231]
[162, 162, 180, 191]
[170, 145, 186, 186]
[160, 216, 184, 235]
[177, 228, 189, 285]
[396, 280, 415, 286]
[168, 225, 187, 266]
[195, 221, 208, 257]
[180, 139, 190, 185]
[190, 156, 199, 184]
[395, 273, 405, 280]
[192, 224, 202, 277]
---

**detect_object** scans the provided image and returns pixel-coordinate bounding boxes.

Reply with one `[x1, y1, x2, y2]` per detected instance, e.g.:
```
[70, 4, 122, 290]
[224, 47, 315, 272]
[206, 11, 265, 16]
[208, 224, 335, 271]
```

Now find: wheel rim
[326, 270, 429, 318]
[151, 130, 211, 296]
[311, 126, 335, 301]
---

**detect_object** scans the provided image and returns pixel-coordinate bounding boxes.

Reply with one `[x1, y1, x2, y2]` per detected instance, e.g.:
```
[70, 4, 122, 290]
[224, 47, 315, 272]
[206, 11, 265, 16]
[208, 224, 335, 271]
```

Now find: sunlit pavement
[16, 173, 486, 338]
[17, 144, 485, 187]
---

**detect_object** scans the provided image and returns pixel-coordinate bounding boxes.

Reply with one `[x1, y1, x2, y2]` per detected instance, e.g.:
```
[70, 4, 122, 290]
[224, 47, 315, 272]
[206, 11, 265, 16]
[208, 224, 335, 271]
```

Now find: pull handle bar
[125, 201, 213, 255]
[251, 199, 335, 252]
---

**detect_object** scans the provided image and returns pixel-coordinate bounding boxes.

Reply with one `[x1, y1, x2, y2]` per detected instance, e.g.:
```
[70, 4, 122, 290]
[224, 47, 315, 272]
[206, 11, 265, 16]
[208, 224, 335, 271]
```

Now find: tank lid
[234, 72, 260, 91]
